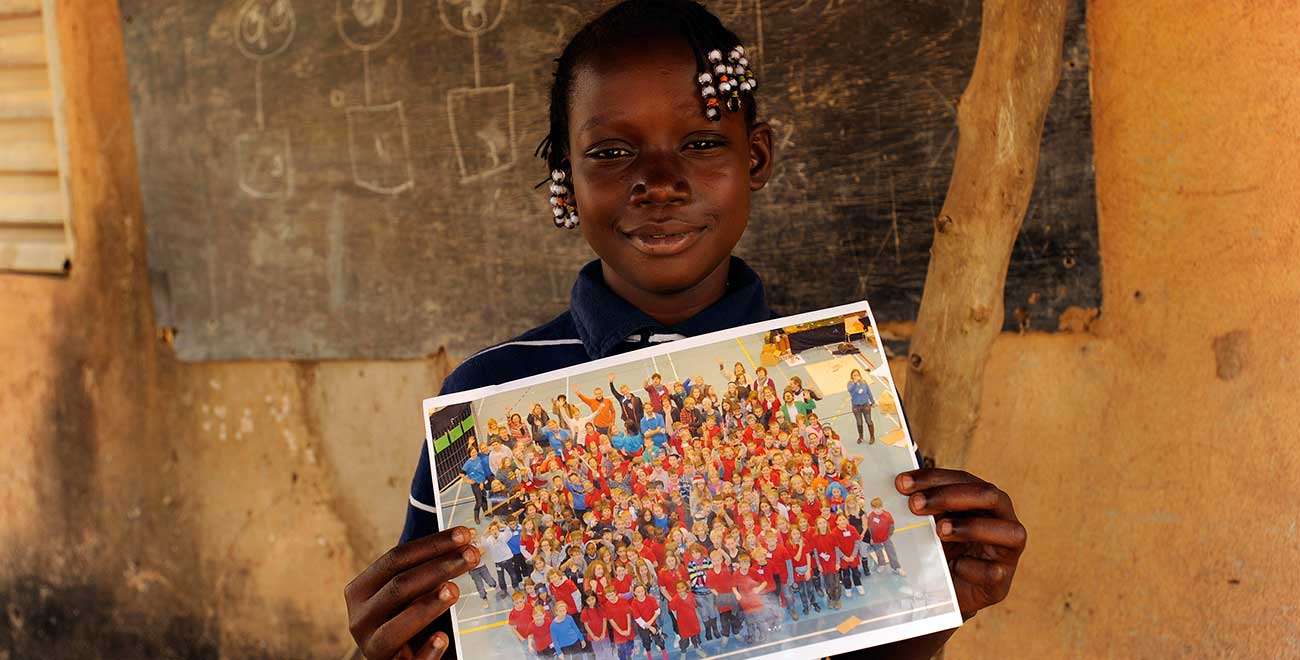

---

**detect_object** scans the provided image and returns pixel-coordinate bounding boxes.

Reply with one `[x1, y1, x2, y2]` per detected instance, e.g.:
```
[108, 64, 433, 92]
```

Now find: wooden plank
[0, 14, 41, 36]
[0, 224, 67, 273]
[0, 118, 56, 171]
[0, 85, 49, 119]
[0, 173, 61, 224]
[0, 64, 48, 91]
[0, 27, 43, 66]
[0, 0, 40, 19]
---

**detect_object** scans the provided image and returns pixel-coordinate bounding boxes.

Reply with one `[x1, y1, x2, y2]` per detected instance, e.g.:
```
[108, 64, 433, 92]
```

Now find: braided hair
[532, 0, 759, 192]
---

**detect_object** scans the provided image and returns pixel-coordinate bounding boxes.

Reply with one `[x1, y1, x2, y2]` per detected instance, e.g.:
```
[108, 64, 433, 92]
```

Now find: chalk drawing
[235, 129, 294, 198]
[446, 85, 515, 183]
[346, 102, 415, 194]
[234, 0, 296, 199]
[437, 0, 517, 184]
[336, 0, 414, 194]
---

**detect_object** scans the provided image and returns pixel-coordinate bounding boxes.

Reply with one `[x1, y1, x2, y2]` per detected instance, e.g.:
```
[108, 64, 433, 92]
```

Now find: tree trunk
[903, 0, 1070, 467]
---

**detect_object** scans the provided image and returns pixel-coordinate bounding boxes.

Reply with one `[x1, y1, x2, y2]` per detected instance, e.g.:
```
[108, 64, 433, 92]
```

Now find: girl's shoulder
[440, 311, 588, 395]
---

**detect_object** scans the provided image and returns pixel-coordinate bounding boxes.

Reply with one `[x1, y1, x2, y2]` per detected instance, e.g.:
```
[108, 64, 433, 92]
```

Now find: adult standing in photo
[847, 369, 877, 445]
[459, 444, 492, 524]
[575, 384, 617, 436]
[610, 374, 645, 435]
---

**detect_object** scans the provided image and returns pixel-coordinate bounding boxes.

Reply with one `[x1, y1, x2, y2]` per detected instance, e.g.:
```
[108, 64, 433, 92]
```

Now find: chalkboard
[122, 0, 1097, 361]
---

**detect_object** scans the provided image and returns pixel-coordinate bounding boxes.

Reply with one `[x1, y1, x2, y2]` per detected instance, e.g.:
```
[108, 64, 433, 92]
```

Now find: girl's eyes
[586, 140, 724, 159]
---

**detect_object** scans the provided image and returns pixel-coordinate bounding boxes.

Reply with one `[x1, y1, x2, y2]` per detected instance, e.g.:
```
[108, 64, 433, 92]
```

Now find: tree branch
[903, 0, 1070, 467]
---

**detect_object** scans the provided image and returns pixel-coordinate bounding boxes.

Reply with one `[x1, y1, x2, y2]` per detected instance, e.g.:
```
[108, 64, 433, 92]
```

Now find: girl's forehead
[569, 42, 731, 139]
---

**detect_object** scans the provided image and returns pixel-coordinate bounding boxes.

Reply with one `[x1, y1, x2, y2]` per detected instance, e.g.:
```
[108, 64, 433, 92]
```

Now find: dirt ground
[2, 1, 1298, 658]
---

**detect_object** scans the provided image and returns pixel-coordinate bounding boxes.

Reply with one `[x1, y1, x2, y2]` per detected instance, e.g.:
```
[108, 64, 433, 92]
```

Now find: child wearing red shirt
[733, 554, 775, 643]
[667, 580, 703, 652]
[787, 528, 820, 615]
[629, 583, 667, 660]
[834, 516, 865, 597]
[762, 530, 798, 620]
[507, 591, 534, 653]
[705, 549, 742, 640]
[611, 564, 635, 600]
[602, 587, 637, 660]
[810, 518, 843, 610]
[581, 592, 614, 660]
[528, 605, 556, 656]
[547, 569, 583, 614]
[867, 497, 907, 576]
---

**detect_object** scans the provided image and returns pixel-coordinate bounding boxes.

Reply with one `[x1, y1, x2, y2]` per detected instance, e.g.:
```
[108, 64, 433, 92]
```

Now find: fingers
[346, 528, 473, 603]
[895, 468, 984, 494]
[364, 583, 459, 660]
[937, 517, 1027, 553]
[950, 556, 1013, 605]
[907, 482, 1018, 521]
[349, 544, 479, 646]
[414, 631, 450, 660]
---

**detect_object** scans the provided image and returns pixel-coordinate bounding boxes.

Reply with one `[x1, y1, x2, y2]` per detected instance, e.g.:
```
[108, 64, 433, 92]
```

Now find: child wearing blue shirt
[549, 602, 587, 656]
[343, 3, 1026, 659]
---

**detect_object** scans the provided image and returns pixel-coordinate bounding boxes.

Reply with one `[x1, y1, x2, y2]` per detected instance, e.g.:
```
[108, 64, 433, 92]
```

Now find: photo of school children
[424, 305, 960, 660]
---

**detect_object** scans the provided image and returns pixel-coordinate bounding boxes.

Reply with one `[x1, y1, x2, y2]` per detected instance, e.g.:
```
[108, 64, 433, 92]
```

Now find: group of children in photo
[454, 353, 909, 659]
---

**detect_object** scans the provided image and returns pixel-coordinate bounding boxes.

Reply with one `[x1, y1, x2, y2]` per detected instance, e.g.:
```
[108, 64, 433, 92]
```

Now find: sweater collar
[569, 256, 773, 359]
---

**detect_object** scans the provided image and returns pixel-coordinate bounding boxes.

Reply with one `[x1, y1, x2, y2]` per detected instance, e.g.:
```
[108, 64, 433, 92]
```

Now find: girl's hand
[344, 527, 478, 659]
[895, 469, 1026, 618]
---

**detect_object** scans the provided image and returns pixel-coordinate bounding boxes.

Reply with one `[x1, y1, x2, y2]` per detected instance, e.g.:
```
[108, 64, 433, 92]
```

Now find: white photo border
[421, 300, 963, 660]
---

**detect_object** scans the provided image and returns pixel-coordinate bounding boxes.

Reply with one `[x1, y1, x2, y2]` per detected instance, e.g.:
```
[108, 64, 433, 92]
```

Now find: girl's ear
[747, 122, 774, 190]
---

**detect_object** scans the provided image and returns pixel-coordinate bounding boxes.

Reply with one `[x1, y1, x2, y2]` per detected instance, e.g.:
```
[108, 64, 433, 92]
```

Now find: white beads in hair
[548, 168, 578, 229]
[697, 42, 759, 122]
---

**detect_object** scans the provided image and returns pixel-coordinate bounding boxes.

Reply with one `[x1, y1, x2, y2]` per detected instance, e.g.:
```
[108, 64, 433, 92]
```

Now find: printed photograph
[422, 303, 961, 660]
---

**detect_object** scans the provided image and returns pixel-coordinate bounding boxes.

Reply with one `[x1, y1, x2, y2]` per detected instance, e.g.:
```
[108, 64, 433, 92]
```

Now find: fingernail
[910, 493, 926, 511]
[898, 475, 914, 491]
[439, 586, 454, 601]
[433, 634, 446, 649]
[452, 528, 468, 544]
[462, 548, 479, 565]
[939, 520, 952, 536]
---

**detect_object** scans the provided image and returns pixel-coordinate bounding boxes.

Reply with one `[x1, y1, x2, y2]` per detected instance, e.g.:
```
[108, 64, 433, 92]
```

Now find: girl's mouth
[624, 226, 706, 256]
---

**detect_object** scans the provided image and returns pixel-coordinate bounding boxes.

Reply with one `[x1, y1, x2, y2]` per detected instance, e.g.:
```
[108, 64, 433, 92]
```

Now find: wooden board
[122, 0, 1098, 361]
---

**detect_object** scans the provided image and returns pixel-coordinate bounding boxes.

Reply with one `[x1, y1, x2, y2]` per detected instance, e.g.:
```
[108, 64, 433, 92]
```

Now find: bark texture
[903, 0, 1070, 466]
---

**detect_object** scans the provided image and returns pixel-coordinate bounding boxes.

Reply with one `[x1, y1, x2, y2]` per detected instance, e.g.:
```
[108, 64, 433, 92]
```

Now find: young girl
[603, 586, 637, 660]
[346, 3, 1026, 659]
[630, 582, 668, 660]
[582, 591, 614, 660]
[667, 580, 703, 653]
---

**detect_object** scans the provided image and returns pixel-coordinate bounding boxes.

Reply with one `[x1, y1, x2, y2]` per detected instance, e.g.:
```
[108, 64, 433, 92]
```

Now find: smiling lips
[622, 219, 706, 256]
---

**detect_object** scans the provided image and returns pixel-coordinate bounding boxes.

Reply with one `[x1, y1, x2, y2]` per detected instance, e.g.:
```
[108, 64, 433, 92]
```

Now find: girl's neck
[601, 257, 730, 327]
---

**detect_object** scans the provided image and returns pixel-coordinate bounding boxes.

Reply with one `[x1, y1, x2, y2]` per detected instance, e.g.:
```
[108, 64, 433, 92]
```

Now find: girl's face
[566, 36, 773, 299]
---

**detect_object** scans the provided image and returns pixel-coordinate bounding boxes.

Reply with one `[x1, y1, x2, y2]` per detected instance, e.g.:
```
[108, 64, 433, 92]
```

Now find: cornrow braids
[532, 0, 758, 194]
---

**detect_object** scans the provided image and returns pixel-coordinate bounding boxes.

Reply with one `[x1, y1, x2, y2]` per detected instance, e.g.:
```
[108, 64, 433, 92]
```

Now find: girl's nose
[630, 153, 690, 206]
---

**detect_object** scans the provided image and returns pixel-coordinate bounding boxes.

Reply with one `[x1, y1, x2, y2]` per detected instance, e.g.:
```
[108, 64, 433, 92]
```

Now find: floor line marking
[459, 606, 512, 623]
[461, 620, 508, 634]
[667, 351, 680, 382]
[447, 478, 464, 527]
[735, 337, 756, 370]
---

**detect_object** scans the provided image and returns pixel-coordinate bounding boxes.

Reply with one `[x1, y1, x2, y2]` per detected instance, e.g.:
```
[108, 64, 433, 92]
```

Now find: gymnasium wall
[0, 0, 1296, 657]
